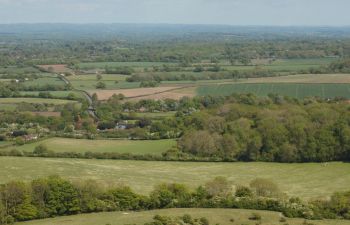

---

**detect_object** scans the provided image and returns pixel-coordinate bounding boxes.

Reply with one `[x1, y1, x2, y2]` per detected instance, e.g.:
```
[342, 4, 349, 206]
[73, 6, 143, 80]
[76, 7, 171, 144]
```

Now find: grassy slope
[17, 208, 350, 225]
[0, 157, 349, 199]
[4, 138, 175, 155]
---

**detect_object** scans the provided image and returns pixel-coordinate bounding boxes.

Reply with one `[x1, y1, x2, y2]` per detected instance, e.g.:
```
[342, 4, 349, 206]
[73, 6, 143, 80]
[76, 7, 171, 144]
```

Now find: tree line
[0, 176, 349, 224]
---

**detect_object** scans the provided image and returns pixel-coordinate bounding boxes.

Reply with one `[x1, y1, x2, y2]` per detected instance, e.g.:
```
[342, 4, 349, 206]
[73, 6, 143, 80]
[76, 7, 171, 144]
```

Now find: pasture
[17, 208, 349, 225]
[67, 74, 128, 81]
[22, 76, 66, 87]
[197, 83, 350, 99]
[78, 61, 176, 70]
[237, 74, 350, 84]
[0, 98, 77, 105]
[0, 157, 349, 199]
[70, 80, 140, 90]
[20, 91, 84, 99]
[6, 137, 175, 155]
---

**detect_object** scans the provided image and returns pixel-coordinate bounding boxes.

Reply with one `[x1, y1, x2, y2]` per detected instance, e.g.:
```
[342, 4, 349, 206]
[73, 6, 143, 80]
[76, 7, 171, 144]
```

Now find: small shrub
[235, 186, 253, 197]
[200, 217, 209, 225]
[249, 213, 262, 221]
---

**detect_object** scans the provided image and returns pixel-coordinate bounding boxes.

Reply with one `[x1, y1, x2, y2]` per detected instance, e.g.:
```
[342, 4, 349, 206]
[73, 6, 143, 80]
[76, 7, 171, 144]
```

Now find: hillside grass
[5, 138, 175, 155]
[17, 208, 349, 225]
[0, 157, 349, 199]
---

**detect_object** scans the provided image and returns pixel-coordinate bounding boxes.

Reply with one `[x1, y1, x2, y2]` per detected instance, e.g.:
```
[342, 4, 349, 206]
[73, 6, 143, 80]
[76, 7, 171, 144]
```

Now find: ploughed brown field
[37, 64, 72, 73]
[90, 86, 195, 100]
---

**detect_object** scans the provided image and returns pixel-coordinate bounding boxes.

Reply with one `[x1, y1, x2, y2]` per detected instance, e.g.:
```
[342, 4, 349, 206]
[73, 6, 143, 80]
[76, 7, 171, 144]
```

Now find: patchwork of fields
[0, 157, 348, 199]
[18, 208, 349, 225]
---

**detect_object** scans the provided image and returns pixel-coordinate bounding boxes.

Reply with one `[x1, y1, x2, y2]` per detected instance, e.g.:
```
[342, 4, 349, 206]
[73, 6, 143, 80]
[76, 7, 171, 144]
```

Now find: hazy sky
[0, 0, 349, 26]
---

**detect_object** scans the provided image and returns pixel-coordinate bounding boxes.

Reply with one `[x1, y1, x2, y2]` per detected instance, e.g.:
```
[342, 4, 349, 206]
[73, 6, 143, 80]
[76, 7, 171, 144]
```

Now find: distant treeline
[0, 176, 349, 224]
[2, 24, 350, 66]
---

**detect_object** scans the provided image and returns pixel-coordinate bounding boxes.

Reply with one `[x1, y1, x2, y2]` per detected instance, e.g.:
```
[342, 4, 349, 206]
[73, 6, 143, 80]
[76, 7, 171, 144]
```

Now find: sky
[0, 0, 349, 26]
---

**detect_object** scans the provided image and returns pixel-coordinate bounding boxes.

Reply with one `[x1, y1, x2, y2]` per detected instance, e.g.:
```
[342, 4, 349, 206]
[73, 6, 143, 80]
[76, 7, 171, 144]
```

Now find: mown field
[0, 157, 348, 199]
[5, 138, 175, 155]
[17, 208, 350, 225]
[197, 83, 350, 99]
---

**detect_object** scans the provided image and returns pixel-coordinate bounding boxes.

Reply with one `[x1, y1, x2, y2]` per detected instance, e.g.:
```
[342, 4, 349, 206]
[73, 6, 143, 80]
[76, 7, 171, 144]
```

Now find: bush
[249, 213, 262, 221]
[235, 186, 253, 198]
[250, 178, 280, 197]
[0, 135, 6, 141]
[96, 82, 106, 89]
[33, 144, 49, 155]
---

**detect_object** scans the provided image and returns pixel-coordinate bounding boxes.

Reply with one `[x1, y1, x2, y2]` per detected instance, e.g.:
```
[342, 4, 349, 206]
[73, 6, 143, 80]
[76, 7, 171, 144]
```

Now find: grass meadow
[17, 208, 350, 225]
[0, 157, 349, 199]
[5, 138, 176, 155]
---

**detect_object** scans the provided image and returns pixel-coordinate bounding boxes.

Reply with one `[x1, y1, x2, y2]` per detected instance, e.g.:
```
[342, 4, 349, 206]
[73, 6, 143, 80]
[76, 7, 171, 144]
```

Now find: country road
[58, 74, 99, 120]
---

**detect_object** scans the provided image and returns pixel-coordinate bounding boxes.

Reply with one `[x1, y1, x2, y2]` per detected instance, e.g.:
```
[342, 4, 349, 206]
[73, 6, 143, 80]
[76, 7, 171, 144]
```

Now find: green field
[19, 91, 84, 98]
[0, 157, 348, 199]
[0, 66, 40, 74]
[236, 74, 350, 84]
[22, 76, 66, 87]
[67, 73, 141, 90]
[17, 208, 349, 225]
[78, 61, 176, 70]
[0, 98, 77, 105]
[197, 83, 350, 99]
[0, 103, 18, 111]
[70, 80, 140, 90]
[67, 74, 128, 81]
[5, 138, 175, 155]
